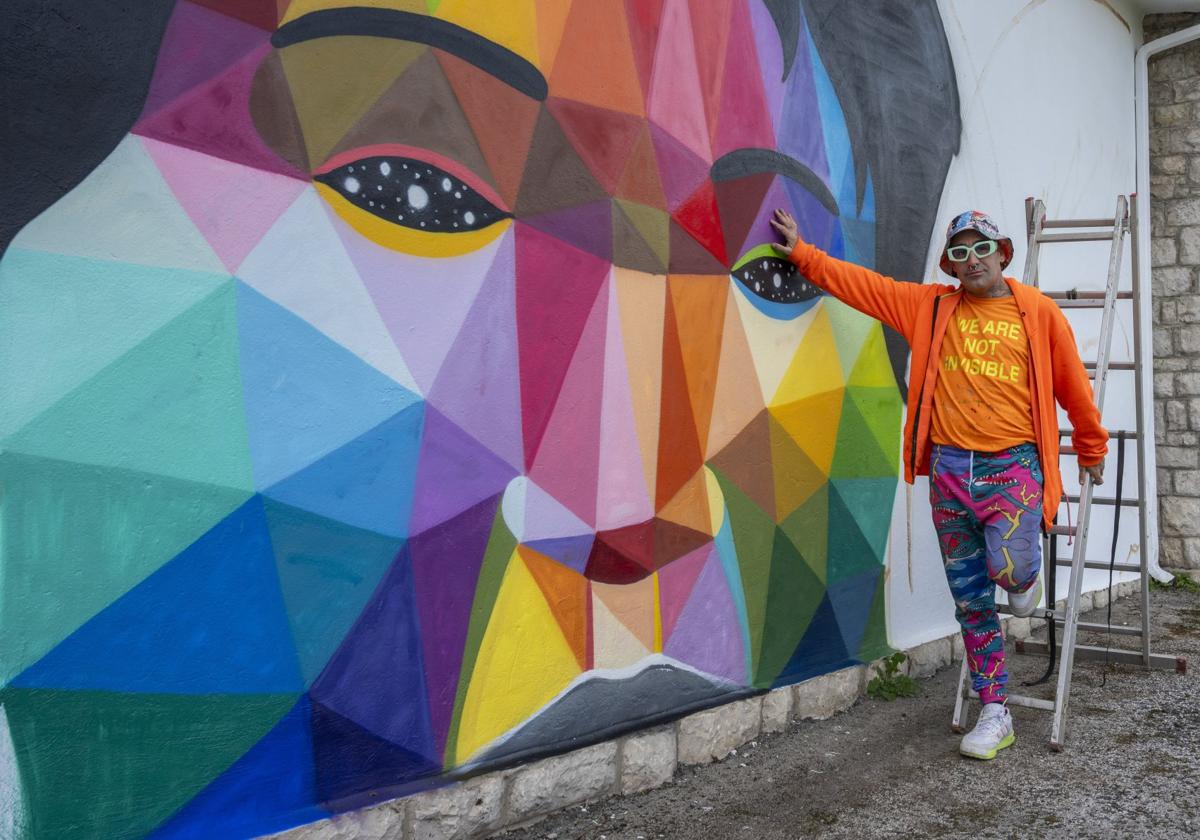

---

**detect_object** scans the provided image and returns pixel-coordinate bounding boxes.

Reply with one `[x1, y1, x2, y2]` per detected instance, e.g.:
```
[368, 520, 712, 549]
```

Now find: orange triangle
[549, 0, 646, 116]
[534, 0, 574, 77]
[769, 388, 846, 478]
[706, 287, 765, 458]
[656, 291, 705, 509]
[615, 123, 667, 210]
[518, 545, 590, 669]
[667, 273, 728, 456]
[657, 467, 713, 536]
[593, 576, 657, 650]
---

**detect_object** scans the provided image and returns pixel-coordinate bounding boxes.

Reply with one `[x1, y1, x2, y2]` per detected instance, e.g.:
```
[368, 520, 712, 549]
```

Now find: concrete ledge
[265, 581, 1141, 839]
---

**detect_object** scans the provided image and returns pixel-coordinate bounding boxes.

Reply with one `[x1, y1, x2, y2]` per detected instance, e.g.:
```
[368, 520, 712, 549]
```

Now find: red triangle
[191, 0, 281, 30]
[688, 0, 734, 140]
[547, 99, 645, 195]
[672, 180, 727, 266]
[592, 520, 656, 575]
[714, 173, 775, 265]
[615, 123, 667, 209]
[624, 0, 667, 99]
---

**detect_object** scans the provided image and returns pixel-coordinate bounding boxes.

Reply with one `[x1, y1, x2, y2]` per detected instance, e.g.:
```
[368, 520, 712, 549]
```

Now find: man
[772, 207, 1108, 759]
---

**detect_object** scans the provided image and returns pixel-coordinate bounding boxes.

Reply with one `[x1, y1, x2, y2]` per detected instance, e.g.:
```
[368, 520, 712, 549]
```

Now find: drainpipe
[1135, 22, 1200, 583]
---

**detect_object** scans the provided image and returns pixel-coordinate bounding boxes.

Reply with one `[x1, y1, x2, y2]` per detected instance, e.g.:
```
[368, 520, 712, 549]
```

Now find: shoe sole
[959, 732, 1015, 760]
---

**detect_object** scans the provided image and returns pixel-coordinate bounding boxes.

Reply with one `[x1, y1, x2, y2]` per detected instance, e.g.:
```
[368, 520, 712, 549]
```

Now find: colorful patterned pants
[930, 443, 1043, 705]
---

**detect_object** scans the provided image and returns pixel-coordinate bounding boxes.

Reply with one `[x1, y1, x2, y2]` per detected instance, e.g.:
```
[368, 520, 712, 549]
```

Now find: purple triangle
[409, 495, 502, 757]
[427, 236, 523, 471]
[649, 123, 709, 211]
[663, 551, 746, 684]
[522, 200, 614, 262]
[140, 1, 269, 121]
[524, 534, 595, 575]
[134, 45, 307, 180]
[409, 406, 518, 535]
[778, 28, 831, 187]
[737, 176, 792, 261]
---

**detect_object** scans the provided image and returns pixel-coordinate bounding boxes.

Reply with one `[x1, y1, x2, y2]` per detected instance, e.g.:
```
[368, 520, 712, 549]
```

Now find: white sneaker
[1008, 574, 1043, 618]
[960, 702, 1015, 760]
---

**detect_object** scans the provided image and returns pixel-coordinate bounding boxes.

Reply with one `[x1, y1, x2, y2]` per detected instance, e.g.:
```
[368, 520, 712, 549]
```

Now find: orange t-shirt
[930, 293, 1036, 452]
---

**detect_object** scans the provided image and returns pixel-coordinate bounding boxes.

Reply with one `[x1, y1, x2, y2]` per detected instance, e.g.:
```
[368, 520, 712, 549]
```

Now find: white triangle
[236, 187, 420, 394]
[11, 136, 225, 274]
[732, 288, 822, 403]
[0, 706, 26, 839]
[592, 591, 652, 670]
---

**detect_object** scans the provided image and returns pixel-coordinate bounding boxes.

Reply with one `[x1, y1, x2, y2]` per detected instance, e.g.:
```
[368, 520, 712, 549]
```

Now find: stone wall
[1147, 13, 1200, 570]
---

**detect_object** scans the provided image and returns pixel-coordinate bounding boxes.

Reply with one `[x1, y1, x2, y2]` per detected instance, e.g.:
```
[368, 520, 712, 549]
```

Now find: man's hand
[770, 209, 801, 257]
[1079, 461, 1104, 486]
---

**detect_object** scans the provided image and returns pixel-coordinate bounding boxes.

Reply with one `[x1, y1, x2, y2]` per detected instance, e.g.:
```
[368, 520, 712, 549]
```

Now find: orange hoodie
[788, 241, 1108, 530]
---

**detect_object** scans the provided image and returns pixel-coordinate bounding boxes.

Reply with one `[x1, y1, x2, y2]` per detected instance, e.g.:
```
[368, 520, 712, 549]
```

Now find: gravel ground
[501, 585, 1200, 840]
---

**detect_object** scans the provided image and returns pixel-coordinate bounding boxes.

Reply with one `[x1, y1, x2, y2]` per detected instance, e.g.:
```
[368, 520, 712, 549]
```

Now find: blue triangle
[14, 497, 305, 694]
[236, 282, 421, 490]
[264, 403, 426, 539]
[262, 498, 406, 686]
[826, 567, 882, 659]
[773, 594, 852, 687]
[148, 696, 329, 839]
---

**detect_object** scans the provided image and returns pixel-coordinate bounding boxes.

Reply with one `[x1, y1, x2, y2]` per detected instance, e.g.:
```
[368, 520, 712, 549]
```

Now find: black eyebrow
[711, 149, 839, 218]
[272, 7, 548, 101]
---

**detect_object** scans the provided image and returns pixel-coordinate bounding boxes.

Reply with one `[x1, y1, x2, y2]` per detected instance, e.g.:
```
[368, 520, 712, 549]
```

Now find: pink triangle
[658, 542, 714, 642]
[647, 0, 712, 164]
[520, 477, 594, 543]
[664, 548, 745, 683]
[134, 44, 308, 181]
[331, 211, 505, 395]
[596, 278, 654, 531]
[648, 123, 710, 212]
[143, 137, 307, 273]
[140, 1, 269, 122]
[711, 0, 777, 159]
[528, 272, 610, 528]
[427, 234, 523, 471]
[515, 223, 611, 471]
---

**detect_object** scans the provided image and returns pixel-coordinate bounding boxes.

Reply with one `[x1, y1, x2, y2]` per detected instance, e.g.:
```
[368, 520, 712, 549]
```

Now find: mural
[0, 1, 959, 837]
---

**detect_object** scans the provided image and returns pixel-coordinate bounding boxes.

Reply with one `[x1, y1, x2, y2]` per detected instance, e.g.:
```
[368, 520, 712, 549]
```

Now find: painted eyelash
[315, 156, 509, 232]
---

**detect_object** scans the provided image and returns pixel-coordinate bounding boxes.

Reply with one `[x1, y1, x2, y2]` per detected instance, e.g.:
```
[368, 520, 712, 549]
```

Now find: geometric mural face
[0, 1, 959, 837]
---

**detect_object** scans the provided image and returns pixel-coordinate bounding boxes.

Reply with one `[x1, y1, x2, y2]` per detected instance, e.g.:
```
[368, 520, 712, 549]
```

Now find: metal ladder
[950, 195, 1186, 751]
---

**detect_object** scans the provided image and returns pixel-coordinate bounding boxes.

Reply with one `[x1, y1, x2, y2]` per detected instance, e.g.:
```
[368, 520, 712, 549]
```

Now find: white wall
[888, 0, 1147, 649]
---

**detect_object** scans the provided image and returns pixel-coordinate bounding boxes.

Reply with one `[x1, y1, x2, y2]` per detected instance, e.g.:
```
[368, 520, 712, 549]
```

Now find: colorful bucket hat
[938, 210, 1014, 276]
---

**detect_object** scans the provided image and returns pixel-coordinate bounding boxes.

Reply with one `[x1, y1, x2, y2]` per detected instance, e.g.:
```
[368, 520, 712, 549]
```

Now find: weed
[866, 652, 920, 701]
[1150, 575, 1200, 594]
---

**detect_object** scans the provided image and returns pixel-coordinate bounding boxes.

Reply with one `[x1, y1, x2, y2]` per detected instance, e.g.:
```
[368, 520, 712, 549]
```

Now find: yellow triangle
[768, 388, 845, 478]
[847, 324, 896, 388]
[453, 549, 581, 763]
[732, 290, 821, 404]
[770, 305, 845, 406]
[437, 0, 541, 67]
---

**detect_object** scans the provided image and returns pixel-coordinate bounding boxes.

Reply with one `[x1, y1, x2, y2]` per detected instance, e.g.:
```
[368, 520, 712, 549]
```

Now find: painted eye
[731, 245, 822, 319]
[315, 156, 508, 233]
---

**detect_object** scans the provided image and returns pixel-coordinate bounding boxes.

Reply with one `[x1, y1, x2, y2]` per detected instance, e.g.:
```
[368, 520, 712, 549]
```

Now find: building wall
[1146, 11, 1200, 570]
[0, 2, 960, 838]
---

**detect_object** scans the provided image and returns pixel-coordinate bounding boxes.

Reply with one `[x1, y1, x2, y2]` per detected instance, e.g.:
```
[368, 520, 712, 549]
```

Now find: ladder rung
[1077, 620, 1144, 636]
[1043, 291, 1130, 300]
[1062, 494, 1140, 507]
[1061, 446, 1078, 455]
[1052, 557, 1143, 573]
[1049, 524, 1076, 537]
[1014, 640, 1187, 673]
[1036, 231, 1118, 243]
[1041, 217, 1118, 229]
[967, 688, 1056, 711]
[1057, 428, 1138, 439]
[1084, 361, 1134, 371]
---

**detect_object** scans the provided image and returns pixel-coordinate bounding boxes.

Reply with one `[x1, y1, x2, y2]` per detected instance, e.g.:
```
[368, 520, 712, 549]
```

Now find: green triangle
[829, 388, 899, 479]
[263, 498, 405, 686]
[753, 528, 824, 686]
[824, 297, 877, 378]
[711, 466, 776, 674]
[826, 483, 883, 582]
[5, 283, 254, 492]
[612, 201, 668, 273]
[0, 249, 229, 439]
[0, 687, 295, 839]
[778, 483, 829, 585]
[0, 451, 251, 684]
[445, 505, 517, 764]
[854, 571, 892, 664]
[614, 199, 670, 269]
[845, 385, 902, 472]
[831, 477, 896, 565]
